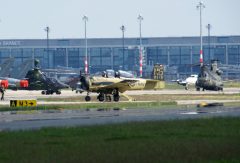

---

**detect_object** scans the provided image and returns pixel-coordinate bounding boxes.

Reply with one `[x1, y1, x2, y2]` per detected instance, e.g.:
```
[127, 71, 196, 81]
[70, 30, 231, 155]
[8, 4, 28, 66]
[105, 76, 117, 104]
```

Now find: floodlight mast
[138, 14, 143, 77]
[83, 15, 88, 74]
[197, 1, 205, 66]
[44, 26, 50, 68]
[206, 23, 212, 60]
[120, 25, 126, 70]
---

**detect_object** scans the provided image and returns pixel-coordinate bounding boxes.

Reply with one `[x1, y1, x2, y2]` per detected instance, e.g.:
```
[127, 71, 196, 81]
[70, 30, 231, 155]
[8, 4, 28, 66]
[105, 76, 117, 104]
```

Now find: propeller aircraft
[79, 68, 165, 102]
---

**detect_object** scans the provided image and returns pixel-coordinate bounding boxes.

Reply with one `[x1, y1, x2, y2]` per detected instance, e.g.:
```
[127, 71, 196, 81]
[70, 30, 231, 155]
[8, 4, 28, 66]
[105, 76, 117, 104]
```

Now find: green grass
[0, 117, 240, 163]
[0, 101, 177, 112]
[224, 81, 240, 88]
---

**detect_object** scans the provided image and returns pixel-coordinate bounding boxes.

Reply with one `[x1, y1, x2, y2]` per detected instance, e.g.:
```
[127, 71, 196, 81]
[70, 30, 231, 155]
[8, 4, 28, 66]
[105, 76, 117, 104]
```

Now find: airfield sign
[10, 100, 37, 107]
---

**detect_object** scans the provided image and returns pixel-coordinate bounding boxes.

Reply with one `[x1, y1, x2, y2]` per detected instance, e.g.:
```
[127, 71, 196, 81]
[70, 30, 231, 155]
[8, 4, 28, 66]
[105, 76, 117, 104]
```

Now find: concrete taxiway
[0, 106, 240, 131]
[2, 87, 240, 100]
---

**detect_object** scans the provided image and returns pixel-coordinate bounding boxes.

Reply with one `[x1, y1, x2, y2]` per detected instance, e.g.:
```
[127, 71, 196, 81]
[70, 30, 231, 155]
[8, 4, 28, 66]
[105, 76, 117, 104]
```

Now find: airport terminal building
[0, 36, 240, 80]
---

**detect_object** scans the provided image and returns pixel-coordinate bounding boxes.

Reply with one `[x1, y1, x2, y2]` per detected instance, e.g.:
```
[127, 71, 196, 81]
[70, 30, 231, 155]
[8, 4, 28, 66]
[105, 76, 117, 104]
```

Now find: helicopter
[79, 67, 165, 102]
[195, 59, 224, 91]
[24, 60, 69, 95]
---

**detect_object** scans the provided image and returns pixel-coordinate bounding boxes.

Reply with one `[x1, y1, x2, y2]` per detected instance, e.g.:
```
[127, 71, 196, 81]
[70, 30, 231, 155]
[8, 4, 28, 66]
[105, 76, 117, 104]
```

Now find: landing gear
[113, 89, 120, 102]
[97, 89, 120, 102]
[215, 87, 223, 91]
[85, 96, 91, 101]
[105, 95, 111, 102]
[41, 90, 61, 95]
[113, 95, 120, 102]
[85, 92, 91, 102]
[97, 93, 104, 102]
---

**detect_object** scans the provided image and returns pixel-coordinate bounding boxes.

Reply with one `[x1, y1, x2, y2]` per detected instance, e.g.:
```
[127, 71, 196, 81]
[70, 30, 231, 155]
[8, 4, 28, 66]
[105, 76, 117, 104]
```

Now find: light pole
[120, 25, 126, 70]
[206, 23, 212, 60]
[138, 14, 143, 77]
[83, 15, 88, 74]
[197, 1, 205, 66]
[44, 26, 50, 68]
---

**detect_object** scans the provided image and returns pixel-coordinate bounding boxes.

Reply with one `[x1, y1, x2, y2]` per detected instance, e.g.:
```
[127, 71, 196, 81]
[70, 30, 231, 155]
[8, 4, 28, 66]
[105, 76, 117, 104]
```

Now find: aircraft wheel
[46, 90, 51, 95]
[85, 96, 91, 101]
[113, 95, 120, 102]
[98, 95, 104, 102]
[196, 87, 200, 91]
[56, 91, 61, 95]
[41, 91, 46, 95]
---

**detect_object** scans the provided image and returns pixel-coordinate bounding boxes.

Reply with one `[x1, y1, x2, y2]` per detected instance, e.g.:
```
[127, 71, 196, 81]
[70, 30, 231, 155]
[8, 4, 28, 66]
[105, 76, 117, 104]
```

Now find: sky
[0, 0, 239, 39]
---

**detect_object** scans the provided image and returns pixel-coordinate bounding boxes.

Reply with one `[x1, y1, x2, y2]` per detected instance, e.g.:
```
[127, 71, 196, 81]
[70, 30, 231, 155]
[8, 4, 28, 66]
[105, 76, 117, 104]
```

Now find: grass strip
[0, 117, 240, 163]
[0, 101, 177, 112]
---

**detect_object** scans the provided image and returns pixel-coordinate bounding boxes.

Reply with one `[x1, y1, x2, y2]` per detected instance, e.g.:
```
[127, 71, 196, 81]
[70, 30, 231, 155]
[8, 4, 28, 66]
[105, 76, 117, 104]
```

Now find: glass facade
[0, 36, 240, 79]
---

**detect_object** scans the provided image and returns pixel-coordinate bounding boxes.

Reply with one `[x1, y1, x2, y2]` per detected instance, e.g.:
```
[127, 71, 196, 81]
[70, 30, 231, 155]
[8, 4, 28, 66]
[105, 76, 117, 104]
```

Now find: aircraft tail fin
[0, 57, 15, 77]
[10, 59, 34, 79]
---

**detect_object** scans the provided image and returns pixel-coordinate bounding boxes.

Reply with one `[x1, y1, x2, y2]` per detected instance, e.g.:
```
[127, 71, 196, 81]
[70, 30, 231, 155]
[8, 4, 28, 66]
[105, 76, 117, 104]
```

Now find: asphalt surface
[0, 88, 240, 131]
[1, 105, 240, 131]
[1, 88, 240, 105]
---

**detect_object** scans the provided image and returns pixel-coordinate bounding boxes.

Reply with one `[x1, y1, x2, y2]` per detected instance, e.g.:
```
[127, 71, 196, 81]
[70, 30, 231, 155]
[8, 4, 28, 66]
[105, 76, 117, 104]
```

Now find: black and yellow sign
[10, 100, 37, 107]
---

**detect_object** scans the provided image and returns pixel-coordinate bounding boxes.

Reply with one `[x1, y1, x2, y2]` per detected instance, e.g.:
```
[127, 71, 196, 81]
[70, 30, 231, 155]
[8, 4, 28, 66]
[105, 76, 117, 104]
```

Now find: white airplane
[173, 74, 198, 90]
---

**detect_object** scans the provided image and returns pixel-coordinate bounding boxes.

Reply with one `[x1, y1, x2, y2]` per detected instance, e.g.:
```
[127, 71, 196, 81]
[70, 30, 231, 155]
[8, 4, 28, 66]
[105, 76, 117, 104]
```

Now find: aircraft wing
[98, 79, 138, 93]
[144, 79, 165, 90]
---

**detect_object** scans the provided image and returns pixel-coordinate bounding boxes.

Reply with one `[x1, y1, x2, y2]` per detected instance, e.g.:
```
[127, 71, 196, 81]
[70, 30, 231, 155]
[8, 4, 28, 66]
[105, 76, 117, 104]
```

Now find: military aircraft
[68, 69, 136, 93]
[78, 68, 165, 102]
[24, 60, 69, 95]
[172, 74, 198, 90]
[0, 77, 28, 90]
[195, 60, 223, 91]
[0, 58, 30, 90]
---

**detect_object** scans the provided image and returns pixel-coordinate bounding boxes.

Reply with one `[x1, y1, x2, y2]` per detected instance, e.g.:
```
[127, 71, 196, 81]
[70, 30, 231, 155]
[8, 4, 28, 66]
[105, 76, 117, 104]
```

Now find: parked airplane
[78, 67, 165, 102]
[68, 69, 136, 93]
[0, 58, 29, 90]
[172, 74, 198, 90]
[24, 60, 69, 94]
[0, 77, 28, 90]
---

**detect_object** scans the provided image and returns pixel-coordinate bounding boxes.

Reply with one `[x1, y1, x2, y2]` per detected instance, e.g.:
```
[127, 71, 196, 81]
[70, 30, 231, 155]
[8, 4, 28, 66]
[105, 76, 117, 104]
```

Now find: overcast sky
[0, 0, 239, 39]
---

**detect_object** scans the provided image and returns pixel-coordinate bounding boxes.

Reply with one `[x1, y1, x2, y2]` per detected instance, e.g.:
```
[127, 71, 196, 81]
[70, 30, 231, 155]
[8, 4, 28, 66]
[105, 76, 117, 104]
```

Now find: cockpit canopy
[95, 69, 135, 78]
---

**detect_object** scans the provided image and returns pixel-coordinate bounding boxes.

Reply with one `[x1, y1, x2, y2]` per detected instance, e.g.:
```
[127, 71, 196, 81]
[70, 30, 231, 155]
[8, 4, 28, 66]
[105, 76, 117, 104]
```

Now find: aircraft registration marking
[129, 81, 145, 87]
